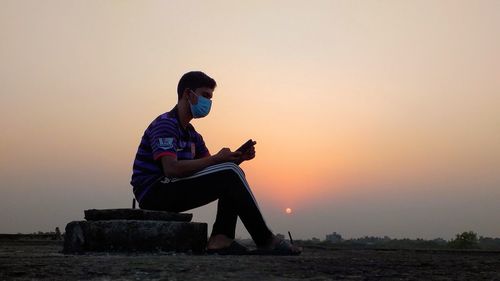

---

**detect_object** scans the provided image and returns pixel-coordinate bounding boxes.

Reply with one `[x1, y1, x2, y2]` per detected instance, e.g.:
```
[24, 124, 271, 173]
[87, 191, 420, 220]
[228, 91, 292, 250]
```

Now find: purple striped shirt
[131, 106, 209, 192]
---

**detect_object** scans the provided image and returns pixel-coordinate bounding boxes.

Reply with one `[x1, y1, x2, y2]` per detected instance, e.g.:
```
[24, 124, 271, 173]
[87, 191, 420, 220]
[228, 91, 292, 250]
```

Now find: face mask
[189, 90, 212, 118]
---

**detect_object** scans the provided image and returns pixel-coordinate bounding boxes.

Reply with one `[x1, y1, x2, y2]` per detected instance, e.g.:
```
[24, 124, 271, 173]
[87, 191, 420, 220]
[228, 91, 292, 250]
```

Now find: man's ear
[182, 88, 191, 100]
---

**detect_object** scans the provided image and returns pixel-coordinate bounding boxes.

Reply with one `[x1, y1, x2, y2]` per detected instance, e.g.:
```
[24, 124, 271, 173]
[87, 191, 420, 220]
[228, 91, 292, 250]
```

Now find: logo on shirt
[158, 138, 174, 150]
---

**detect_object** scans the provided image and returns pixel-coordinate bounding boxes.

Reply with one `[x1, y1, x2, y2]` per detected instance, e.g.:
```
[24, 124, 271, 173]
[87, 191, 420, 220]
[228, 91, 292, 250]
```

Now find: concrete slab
[84, 209, 192, 222]
[63, 220, 207, 254]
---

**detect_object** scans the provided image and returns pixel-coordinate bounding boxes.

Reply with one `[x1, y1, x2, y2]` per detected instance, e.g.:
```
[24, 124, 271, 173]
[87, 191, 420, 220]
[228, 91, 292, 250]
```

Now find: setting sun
[285, 208, 292, 214]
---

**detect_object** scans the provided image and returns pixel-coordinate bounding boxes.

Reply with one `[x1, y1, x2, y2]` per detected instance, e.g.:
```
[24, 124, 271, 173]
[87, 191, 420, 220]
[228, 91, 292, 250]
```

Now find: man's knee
[212, 162, 245, 178]
[226, 162, 244, 174]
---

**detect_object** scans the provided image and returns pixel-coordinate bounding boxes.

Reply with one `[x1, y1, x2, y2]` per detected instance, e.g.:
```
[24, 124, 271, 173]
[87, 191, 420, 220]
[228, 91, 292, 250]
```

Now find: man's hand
[214, 148, 242, 164]
[238, 141, 256, 163]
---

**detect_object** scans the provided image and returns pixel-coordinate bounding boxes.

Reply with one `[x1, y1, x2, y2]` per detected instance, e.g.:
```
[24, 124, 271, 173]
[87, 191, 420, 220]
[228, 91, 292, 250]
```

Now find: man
[131, 71, 300, 255]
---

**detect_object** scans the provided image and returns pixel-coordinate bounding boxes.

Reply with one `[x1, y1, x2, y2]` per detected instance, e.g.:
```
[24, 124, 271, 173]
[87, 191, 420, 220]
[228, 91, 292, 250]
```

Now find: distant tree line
[295, 231, 500, 250]
[31, 227, 62, 238]
[0, 227, 64, 241]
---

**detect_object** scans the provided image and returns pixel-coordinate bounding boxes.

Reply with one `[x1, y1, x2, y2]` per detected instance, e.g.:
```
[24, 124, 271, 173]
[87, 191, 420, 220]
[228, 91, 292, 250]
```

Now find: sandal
[251, 239, 302, 256]
[206, 241, 250, 255]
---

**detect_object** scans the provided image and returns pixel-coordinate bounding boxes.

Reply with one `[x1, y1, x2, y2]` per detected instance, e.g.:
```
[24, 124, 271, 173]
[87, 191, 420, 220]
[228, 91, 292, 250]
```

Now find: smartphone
[236, 139, 255, 153]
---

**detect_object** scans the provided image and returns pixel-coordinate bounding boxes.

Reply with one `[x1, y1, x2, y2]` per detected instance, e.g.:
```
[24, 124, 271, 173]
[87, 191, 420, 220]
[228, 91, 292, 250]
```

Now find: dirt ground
[1, 240, 499, 280]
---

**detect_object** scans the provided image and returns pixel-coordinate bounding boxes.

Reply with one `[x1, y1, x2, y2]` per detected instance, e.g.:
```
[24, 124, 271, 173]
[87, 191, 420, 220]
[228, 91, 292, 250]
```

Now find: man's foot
[207, 234, 234, 250]
[206, 241, 250, 255]
[207, 234, 250, 255]
[254, 235, 302, 255]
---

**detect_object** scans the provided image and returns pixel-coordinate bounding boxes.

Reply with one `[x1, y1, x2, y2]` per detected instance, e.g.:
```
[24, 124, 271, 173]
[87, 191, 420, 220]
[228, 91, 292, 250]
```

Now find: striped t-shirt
[130, 106, 209, 196]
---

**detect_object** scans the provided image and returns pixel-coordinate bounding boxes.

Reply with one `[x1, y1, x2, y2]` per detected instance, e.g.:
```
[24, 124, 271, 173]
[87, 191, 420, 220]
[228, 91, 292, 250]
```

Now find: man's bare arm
[161, 148, 242, 178]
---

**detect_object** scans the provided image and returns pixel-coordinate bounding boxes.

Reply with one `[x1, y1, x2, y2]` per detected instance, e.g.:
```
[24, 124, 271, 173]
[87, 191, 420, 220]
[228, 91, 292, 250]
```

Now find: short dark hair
[177, 71, 217, 99]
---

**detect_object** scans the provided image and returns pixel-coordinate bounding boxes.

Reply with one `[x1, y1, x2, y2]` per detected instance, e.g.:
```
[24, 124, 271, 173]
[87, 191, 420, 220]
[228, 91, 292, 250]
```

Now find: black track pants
[137, 162, 273, 246]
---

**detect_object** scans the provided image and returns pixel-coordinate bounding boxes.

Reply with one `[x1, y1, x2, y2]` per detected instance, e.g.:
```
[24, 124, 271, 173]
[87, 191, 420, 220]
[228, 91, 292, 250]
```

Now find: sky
[1, 0, 499, 240]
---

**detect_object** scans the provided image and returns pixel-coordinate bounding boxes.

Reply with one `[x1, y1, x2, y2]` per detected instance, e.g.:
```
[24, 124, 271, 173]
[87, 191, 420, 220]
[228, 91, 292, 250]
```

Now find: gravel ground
[1, 240, 499, 280]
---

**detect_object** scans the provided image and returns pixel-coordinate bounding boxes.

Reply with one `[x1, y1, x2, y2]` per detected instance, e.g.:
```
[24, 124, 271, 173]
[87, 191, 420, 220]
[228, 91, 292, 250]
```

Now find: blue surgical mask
[189, 90, 212, 118]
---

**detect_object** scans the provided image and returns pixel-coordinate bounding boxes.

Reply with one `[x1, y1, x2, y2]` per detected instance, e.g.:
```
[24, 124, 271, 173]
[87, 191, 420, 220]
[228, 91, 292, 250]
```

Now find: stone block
[63, 220, 207, 254]
[84, 209, 192, 222]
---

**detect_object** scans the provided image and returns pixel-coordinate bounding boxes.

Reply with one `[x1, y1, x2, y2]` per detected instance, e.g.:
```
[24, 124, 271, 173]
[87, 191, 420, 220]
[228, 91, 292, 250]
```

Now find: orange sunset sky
[1, 0, 499, 239]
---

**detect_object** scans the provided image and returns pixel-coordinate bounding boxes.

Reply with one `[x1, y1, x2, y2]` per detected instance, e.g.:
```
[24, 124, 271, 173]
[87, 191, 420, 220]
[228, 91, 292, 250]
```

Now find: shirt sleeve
[149, 118, 179, 160]
[195, 132, 210, 159]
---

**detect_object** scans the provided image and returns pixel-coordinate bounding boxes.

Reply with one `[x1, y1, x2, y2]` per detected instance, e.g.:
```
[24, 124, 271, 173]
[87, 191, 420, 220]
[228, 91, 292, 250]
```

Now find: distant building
[326, 232, 343, 243]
